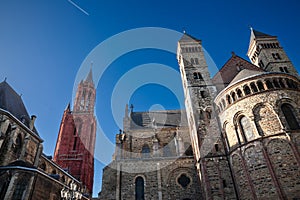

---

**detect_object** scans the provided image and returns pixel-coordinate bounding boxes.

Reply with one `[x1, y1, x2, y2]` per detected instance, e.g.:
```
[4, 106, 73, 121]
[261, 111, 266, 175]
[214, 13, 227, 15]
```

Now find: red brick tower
[54, 69, 96, 196]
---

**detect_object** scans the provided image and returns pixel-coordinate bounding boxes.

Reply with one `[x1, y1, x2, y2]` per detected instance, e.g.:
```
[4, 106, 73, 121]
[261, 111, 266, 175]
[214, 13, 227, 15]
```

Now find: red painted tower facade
[54, 69, 96, 196]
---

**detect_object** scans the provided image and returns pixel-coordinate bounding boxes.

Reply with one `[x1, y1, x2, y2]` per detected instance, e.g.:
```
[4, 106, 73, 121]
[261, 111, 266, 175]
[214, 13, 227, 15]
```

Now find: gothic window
[80, 90, 86, 110]
[239, 116, 254, 141]
[281, 104, 300, 130]
[12, 180, 27, 200]
[257, 81, 265, 91]
[243, 85, 251, 95]
[141, 145, 150, 158]
[177, 174, 191, 189]
[194, 58, 199, 65]
[250, 82, 258, 92]
[283, 67, 289, 73]
[73, 137, 77, 150]
[135, 176, 145, 200]
[193, 72, 203, 80]
[14, 134, 23, 157]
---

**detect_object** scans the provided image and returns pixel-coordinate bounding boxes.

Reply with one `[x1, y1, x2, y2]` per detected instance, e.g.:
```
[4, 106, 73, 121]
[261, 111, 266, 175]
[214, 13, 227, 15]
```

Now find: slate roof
[248, 28, 277, 51]
[212, 54, 264, 93]
[179, 32, 201, 43]
[229, 69, 265, 85]
[130, 110, 187, 129]
[0, 80, 38, 134]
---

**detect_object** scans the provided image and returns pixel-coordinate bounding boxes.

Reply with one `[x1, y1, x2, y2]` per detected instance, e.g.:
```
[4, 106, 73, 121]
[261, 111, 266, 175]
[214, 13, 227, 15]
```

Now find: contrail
[68, 0, 89, 16]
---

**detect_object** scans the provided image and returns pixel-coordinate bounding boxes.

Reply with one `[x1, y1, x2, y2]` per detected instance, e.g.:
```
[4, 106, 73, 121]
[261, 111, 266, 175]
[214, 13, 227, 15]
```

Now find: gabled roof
[179, 32, 201, 43]
[212, 53, 264, 92]
[0, 80, 38, 134]
[0, 81, 30, 122]
[130, 110, 187, 129]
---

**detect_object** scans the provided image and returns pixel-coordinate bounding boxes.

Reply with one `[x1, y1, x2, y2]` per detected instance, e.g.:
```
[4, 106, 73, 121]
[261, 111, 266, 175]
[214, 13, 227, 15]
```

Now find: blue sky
[1, 0, 300, 197]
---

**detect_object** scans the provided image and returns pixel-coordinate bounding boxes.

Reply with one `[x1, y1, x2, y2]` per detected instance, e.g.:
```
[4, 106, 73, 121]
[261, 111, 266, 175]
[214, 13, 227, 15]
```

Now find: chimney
[29, 115, 37, 130]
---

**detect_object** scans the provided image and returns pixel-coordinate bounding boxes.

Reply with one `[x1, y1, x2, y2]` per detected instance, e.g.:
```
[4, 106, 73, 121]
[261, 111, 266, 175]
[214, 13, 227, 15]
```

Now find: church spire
[85, 63, 94, 84]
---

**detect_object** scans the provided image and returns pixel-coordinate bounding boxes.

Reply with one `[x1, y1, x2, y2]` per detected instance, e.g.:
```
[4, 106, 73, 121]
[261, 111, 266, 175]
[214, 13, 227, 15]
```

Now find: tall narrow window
[239, 116, 254, 141]
[257, 81, 265, 91]
[236, 89, 243, 98]
[193, 72, 203, 80]
[281, 104, 300, 130]
[12, 180, 27, 200]
[73, 137, 77, 150]
[266, 80, 274, 89]
[135, 177, 145, 200]
[190, 58, 194, 64]
[244, 85, 251, 95]
[141, 145, 150, 158]
[250, 82, 258, 92]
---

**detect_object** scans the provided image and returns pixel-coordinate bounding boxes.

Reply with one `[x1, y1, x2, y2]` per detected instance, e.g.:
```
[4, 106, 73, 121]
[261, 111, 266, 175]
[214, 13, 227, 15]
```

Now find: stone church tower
[177, 33, 237, 199]
[98, 28, 300, 199]
[54, 69, 96, 196]
[247, 28, 298, 77]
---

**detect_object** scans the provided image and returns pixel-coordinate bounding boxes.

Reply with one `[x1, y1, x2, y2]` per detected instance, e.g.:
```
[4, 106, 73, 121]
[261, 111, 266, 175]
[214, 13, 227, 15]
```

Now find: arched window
[231, 92, 236, 102]
[141, 145, 150, 158]
[236, 89, 243, 98]
[239, 116, 254, 141]
[257, 81, 265, 91]
[243, 85, 251, 95]
[278, 79, 285, 88]
[14, 134, 23, 157]
[266, 80, 274, 89]
[281, 104, 300, 130]
[250, 82, 258, 92]
[193, 72, 203, 80]
[194, 58, 199, 64]
[273, 79, 280, 88]
[135, 176, 145, 200]
[12, 179, 27, 200]
[190, 58, 194, 64]
[226, 95, 231, 105]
